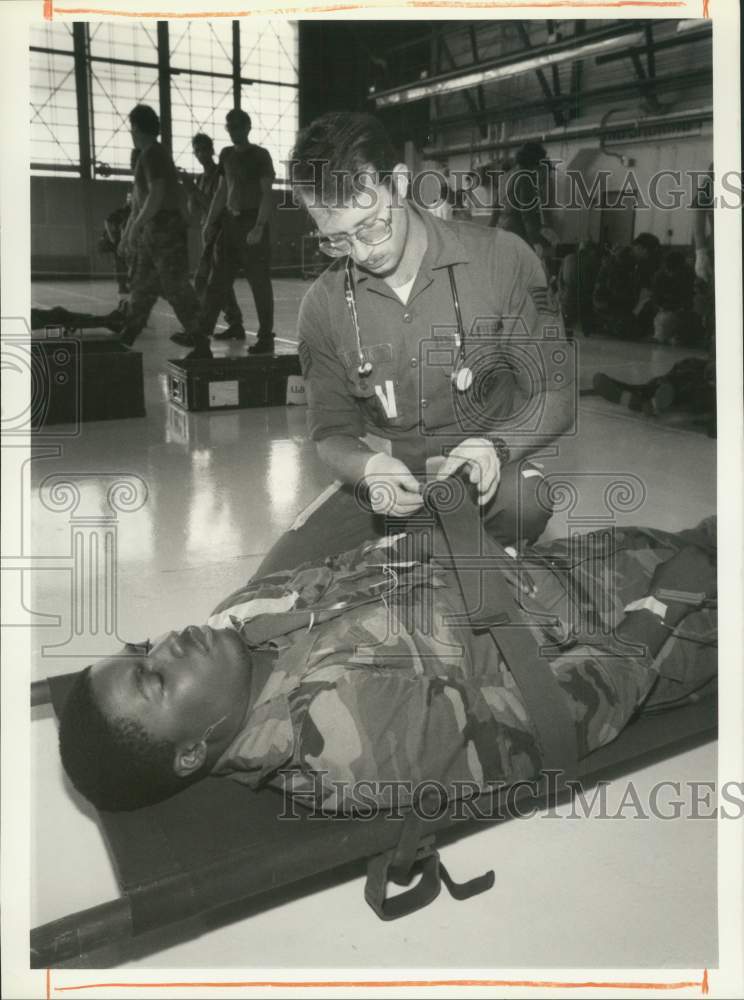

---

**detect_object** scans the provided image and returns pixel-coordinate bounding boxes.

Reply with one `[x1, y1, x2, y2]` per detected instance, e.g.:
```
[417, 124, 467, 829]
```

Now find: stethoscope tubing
[343, 257, 472, 389]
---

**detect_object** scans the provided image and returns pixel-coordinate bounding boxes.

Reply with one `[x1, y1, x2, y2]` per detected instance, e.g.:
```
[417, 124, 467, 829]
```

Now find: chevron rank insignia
[529, 286, 559, 315]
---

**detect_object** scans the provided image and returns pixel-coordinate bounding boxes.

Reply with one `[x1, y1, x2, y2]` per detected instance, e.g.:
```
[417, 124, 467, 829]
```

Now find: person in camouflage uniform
[119, 104, 211, 359]
[58, 511, 716, 813]
[173, 132, 245, 345]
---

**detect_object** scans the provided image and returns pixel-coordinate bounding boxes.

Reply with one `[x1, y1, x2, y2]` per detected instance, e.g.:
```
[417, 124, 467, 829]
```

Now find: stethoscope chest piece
[358, 360, 373, 378]
[453, 365, 474, 392]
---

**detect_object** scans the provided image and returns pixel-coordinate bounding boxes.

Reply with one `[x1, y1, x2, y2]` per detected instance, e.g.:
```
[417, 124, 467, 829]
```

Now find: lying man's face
[90, 627, 252, 766]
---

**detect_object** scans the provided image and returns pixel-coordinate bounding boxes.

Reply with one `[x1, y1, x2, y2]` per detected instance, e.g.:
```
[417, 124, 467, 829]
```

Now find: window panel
[244, 81, 298, 182]
[88, 22, 157, 64]
[29, 20, 298, 178]
[170, 20, 233, 75]
[169, 21, 235, 170]
[90, 61, 159, 172]
[30, 22, 74, 51]
[241, 22, 298, 85]
[88, 24, 159, 174]
[30, 49, 78, 169]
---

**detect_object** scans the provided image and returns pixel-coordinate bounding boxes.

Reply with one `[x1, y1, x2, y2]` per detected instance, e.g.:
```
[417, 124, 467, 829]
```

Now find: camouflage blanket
[210, 519, 717, 812]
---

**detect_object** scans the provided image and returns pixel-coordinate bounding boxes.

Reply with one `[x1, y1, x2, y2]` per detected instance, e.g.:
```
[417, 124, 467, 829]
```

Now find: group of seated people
[558, 232, 714, 349]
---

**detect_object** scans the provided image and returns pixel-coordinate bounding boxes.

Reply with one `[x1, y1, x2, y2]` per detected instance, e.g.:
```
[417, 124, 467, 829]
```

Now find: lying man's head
[59, 627, 252, 811]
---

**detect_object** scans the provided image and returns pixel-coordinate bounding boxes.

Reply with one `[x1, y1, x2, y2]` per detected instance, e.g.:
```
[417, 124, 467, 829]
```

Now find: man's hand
[245, 225, 264, 246]
[363, 453, 423, 517]
[178, 169, 196, 191]
[434, 438, 502, 506]
[649, 546, 717, 604]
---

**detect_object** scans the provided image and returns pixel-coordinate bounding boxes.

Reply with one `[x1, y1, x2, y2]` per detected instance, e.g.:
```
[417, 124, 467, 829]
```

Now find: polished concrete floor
[28, 278, 716, 969]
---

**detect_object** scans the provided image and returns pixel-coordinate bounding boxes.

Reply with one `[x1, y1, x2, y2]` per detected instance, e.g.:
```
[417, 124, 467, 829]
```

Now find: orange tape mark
[50, 0, 686, 17]
[43, 0, 53, 18]
[702, 0, 710, 16]
[54, 972, 709, 993]
[46, 970, 51, 1000]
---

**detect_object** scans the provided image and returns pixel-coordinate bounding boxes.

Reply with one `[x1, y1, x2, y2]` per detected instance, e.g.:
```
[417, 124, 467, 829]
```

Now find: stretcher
[29, 486, 718, 967]
[31, 305, 126, 336]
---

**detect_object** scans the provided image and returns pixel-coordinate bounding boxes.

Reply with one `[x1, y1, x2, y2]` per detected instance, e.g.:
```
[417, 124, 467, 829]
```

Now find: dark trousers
[201, 211, 274, 339]
[194, 234, 243, 327]
[254, 459, 553, 578]
[121, 212, 205, 346]
[113, 250, 130, 295]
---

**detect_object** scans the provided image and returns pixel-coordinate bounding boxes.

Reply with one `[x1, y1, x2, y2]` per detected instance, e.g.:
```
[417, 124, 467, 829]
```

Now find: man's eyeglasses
[315, 208, 393, 257]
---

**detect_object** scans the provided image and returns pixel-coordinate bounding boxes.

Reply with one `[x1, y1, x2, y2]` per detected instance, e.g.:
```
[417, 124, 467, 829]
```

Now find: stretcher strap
[367, 482, 577, 920]
[433, 490, 579, 784]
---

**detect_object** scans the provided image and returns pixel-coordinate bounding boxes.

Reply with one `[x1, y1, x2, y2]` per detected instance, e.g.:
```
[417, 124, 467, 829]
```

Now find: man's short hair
[289, 111, 399, 205]
[226, 108, 252, 131]
[192, 132, 214, 153]
[129, 104, 161, 138]
[58, 667, 198, 812]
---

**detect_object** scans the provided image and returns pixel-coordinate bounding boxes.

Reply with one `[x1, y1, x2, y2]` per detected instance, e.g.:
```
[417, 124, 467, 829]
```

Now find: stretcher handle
[365, 840, 442, 921]
[31, 679, 52, 708]
[365, 832, 494, 921]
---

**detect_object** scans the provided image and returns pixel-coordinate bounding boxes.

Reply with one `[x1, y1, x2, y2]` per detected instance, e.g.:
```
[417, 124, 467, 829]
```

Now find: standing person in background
[490, 142, 558, 266]
[557, 240, 601, 338]
[119, 105, 211, 359]
[100, 193, 132, 295]
[693, 164, 714, 284]
[692, 164, 715, 348]
[100, 148, 141, 299]
[173, 133, 245, 346]
[200, 109, 276, 354]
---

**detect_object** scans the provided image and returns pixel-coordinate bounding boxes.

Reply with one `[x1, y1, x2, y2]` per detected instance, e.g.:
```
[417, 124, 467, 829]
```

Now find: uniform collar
[352, 202, 470, 289]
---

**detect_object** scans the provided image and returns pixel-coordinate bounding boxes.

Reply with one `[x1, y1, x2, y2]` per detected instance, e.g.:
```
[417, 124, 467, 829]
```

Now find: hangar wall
[30, 18, 714, 278]
[30, 177, 308, 279]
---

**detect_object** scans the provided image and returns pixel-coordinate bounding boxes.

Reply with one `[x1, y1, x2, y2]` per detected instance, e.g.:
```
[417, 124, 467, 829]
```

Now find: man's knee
[484, 461, 554, 546]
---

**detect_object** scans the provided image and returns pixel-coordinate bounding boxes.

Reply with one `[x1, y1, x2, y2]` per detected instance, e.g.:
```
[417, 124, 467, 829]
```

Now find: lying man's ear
[173, 740, 208, 778]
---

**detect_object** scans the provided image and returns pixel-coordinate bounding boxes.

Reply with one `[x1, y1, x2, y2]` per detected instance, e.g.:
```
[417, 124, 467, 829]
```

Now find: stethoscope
[343, 258, 474, 392]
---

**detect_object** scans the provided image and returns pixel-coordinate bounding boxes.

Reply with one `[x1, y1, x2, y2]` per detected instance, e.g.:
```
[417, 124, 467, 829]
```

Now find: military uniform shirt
[298, 205, 573, 475]
[218, 143, 275, 213]
[133, 142, 182, 214]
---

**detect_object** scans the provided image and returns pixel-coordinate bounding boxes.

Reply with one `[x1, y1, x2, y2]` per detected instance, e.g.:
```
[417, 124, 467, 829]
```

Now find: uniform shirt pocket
[340, 343, 395, 398]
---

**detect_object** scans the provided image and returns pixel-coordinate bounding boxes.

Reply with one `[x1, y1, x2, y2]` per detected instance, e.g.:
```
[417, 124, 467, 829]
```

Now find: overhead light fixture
[676, 19, 712, 33]
[375, 28, 646, 108]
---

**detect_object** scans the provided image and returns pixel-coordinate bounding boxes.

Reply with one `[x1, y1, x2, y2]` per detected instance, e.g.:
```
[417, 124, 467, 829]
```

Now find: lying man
[59, 500, 717, 815]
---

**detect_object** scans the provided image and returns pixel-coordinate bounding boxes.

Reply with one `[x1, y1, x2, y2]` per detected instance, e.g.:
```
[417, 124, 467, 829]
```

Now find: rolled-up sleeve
[298, 286, 365, 442]
[497, 233, 574, 400]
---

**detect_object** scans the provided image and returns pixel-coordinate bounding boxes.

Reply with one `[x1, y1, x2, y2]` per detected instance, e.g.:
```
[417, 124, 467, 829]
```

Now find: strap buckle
[365, 832, 495, 921]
